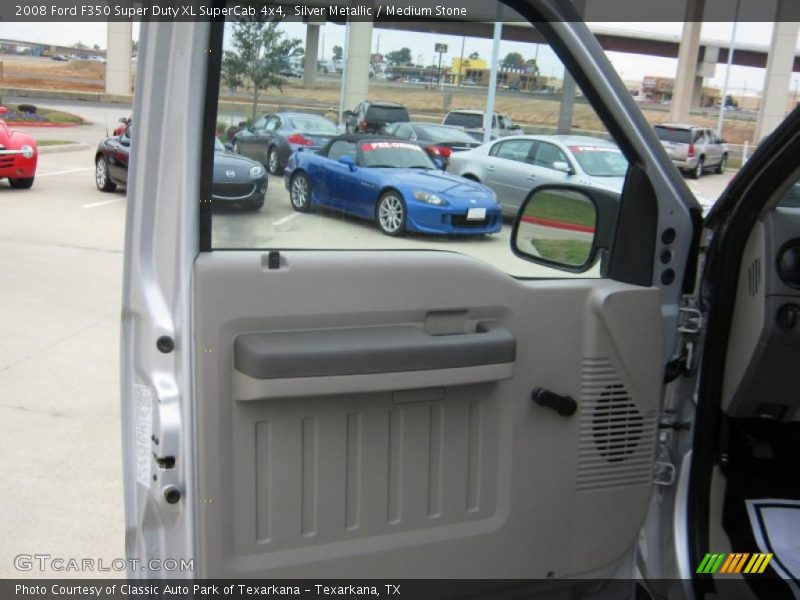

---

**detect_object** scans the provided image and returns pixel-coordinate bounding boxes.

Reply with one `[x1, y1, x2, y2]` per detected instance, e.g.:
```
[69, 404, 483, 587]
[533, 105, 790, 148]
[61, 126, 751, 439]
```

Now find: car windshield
[366, 106, 409, 122]
[653, 126, 692, 144]
[360, 141, 435, 169]
[214, 137, 225, 151]
[415, 124, 477, 143]
[569, 146, 628, 177]
[444, 113, 484, 129]
[287, 116, 339, 135]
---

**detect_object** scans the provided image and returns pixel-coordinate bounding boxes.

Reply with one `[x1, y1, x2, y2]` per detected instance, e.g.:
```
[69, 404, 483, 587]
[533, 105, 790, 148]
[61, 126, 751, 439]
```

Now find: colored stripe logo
[696, 553, 773, 574]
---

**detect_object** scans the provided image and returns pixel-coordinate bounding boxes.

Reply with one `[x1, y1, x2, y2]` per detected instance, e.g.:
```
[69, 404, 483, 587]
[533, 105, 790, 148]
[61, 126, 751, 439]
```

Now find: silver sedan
[447, 134, 628, 217]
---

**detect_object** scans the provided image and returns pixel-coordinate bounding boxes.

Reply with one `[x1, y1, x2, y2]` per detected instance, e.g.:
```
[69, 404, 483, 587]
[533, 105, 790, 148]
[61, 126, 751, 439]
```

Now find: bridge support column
[756, 6, 799, 142]
[105, 22, 132, 95]
[342, 21, 373, 113]
[303, 24, 320, 87]
[669, 0, 705, 123]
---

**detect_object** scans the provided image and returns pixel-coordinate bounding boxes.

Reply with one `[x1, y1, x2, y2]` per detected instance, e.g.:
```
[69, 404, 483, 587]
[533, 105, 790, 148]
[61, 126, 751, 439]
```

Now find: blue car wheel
[376, 191, 406, 237]
[290, 172, 312, 213]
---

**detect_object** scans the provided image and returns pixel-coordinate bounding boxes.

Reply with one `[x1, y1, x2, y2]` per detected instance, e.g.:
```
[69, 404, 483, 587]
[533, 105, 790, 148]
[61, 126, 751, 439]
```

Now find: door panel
[193, 250, 663, 577]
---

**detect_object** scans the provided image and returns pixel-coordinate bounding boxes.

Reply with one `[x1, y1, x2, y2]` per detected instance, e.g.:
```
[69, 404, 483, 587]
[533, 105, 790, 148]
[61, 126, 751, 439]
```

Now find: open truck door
[121, 0, 700, 589]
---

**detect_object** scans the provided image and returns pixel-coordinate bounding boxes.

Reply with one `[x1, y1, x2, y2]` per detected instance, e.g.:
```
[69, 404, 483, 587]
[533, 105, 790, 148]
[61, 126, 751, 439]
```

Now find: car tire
[716, 153, 727, 174]
[376, 191, 407, 236]
[289, 172, 312, 213]
[267, 147, 281, 175]
[691, 157, 704, 179]
[95, 156, 116, 192]
[8, 177, 34, 189]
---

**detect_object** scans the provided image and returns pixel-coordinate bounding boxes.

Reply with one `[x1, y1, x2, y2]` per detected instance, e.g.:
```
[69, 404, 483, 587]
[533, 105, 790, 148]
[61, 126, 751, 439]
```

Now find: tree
[92, 44, 101, 51]
[222, 20, 301, 125]
[468, 51, 480, 60]
[332, 45, 343, 61]
[502, 52, 524, 68]
[72, 41, 88, 50]
[725, 94, 738, 108]
[386, 47, 412, 66]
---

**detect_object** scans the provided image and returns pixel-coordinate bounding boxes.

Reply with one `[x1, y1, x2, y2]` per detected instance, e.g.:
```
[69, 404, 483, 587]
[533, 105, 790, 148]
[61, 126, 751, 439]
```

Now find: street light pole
[717, 0, 741, 137]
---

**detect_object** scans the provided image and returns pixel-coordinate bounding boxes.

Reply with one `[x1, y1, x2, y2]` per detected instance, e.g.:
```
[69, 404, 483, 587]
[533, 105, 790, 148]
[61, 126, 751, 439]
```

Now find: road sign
[435, 43, 448, 54]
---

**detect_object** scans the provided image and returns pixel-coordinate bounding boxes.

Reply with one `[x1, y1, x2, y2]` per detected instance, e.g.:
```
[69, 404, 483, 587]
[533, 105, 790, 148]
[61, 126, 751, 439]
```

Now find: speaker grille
[577, 358, 657, 492]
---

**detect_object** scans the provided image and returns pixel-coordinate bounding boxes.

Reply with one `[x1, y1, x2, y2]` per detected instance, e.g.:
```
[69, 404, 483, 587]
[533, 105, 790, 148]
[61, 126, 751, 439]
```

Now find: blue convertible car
[283, 135, 502, 236]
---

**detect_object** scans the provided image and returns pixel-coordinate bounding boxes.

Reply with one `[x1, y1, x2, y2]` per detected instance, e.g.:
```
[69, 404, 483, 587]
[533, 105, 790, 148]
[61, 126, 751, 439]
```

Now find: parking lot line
[272, 213, 302, 227]
[82, 198, 124, 209]
[38, 167, 93, 177]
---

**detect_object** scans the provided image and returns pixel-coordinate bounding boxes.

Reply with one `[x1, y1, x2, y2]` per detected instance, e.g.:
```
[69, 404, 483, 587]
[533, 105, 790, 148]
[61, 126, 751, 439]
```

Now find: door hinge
[653, 460, 677, 486]
[677, 307, 703, 335]
[664, 340, 695, 383]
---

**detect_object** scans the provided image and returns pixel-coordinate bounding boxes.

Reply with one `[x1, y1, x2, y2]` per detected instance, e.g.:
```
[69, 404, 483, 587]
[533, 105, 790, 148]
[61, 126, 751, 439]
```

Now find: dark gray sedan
[232, 112, 340, 175]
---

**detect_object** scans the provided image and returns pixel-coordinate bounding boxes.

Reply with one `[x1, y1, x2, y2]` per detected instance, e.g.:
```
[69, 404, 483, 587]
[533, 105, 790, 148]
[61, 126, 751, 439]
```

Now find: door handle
[526, 175, 537, 181]
[486, 166, 495, 171]
[531, 387, 577, 417]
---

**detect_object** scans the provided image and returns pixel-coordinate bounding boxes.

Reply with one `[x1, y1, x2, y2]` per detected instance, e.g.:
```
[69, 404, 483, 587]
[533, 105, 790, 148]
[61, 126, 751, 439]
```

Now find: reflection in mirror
[513, 188, 597, 269]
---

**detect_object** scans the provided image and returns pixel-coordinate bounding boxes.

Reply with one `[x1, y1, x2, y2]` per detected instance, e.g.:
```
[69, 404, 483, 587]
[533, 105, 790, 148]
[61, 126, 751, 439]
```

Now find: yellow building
[450, 57, 488, 85]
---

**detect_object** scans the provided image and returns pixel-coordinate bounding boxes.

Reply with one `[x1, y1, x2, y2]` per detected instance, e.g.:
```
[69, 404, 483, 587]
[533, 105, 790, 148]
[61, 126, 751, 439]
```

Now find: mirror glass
[513, 188, 597, 268]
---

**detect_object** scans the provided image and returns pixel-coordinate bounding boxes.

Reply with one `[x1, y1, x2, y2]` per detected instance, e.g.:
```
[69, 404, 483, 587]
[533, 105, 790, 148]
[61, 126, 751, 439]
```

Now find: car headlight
[412, 190, 448, 206]
[249, 165, 264, 177]
[21, 145, 34, 159]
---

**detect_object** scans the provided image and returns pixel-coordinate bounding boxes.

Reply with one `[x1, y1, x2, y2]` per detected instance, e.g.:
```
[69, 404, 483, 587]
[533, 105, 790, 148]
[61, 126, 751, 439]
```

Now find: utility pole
[457, 35, 465, 86]
[716, 0, 741, 137]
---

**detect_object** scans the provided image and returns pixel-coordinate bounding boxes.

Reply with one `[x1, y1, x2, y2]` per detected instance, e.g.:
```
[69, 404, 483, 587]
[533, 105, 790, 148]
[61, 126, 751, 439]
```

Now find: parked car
[448, 134, 627, 217]
[113, 116, 131, 136]
[442, 109, 523, 141]
[50, 54, 69, 62]
[653, 123, 728, 179]
[344, 101, 410, 134]
[279, 68, 302, 78]
[233, 112, 340, 175]
[284, 135, 501, 236]
[380, 122, 482, 169]
[95, 127, 267, 210]
[0, 106, 37, 189]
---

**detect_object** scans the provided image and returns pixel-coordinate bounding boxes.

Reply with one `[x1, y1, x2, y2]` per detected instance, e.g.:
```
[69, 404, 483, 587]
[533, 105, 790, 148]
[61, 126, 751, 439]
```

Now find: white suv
[441, 109, 523, 141]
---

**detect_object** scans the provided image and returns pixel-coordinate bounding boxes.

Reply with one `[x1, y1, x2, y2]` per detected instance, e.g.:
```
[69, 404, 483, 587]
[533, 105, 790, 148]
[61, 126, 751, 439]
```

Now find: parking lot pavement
[0, 149, 125, 578]
[0, 143, 732, 577]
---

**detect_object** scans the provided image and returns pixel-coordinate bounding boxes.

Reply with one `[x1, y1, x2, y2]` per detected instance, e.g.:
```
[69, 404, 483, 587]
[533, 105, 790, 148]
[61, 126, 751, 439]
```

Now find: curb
[0, 86, 133, 105]
[37, 142, 92, 154]
[6, 121, 83, 128]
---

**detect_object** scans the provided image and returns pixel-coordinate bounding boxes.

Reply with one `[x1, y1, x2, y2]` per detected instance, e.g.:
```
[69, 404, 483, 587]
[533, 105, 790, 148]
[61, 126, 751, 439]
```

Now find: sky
[1, 20, 798, 94]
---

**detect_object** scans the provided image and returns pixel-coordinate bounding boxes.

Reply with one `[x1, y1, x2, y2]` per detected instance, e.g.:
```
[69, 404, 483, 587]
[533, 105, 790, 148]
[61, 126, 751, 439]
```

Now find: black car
[95, 129, 268, 210]
[50, 54, 69, 62]
[233, 111, 340, 175]
[344, 101, 410, 134]
[381, 122, 482, 169]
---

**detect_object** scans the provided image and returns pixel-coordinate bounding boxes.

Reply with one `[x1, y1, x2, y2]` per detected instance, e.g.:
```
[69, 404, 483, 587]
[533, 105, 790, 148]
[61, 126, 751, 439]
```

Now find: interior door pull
[531, 387, 577, 417]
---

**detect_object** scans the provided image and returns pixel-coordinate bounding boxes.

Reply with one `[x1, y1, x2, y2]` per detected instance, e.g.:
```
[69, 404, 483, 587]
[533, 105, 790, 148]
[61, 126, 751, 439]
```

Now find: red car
[0, 107, 37, 189]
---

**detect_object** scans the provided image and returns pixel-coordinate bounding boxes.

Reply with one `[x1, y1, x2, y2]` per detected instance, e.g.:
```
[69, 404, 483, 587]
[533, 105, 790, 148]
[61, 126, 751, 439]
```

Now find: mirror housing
[511, 184, 619, 274]
[552, 161, 573, 175]
[338, 155, 357, 172]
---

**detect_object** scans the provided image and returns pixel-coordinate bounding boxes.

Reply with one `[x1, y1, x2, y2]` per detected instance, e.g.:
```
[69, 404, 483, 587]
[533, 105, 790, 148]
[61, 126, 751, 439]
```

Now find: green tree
[332, 45, 343, 61]
[72, 41, 88, 50]
[725, 94, 738, 108]
[222, 21, 302, 125]
[468, 51, 480, 60]
[502, 52, 524, 68]
[386, 47, 412, 65]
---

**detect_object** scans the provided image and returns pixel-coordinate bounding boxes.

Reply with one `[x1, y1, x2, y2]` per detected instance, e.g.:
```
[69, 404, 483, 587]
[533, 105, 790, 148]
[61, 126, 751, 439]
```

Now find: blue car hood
[378, 168, 491, 198]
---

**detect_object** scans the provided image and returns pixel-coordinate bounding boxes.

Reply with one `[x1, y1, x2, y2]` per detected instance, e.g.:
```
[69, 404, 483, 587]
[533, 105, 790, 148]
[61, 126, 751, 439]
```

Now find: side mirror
[343, 110, 355, 117]
[432, 157, 445, 170]
[552, 161, 573, 175]
[118, 117, 128, 123]
[511, 186, 608, 273]
[510, 124, 522, 131]
[224, 142, 234, 152]
[339, 155, 357, 172]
